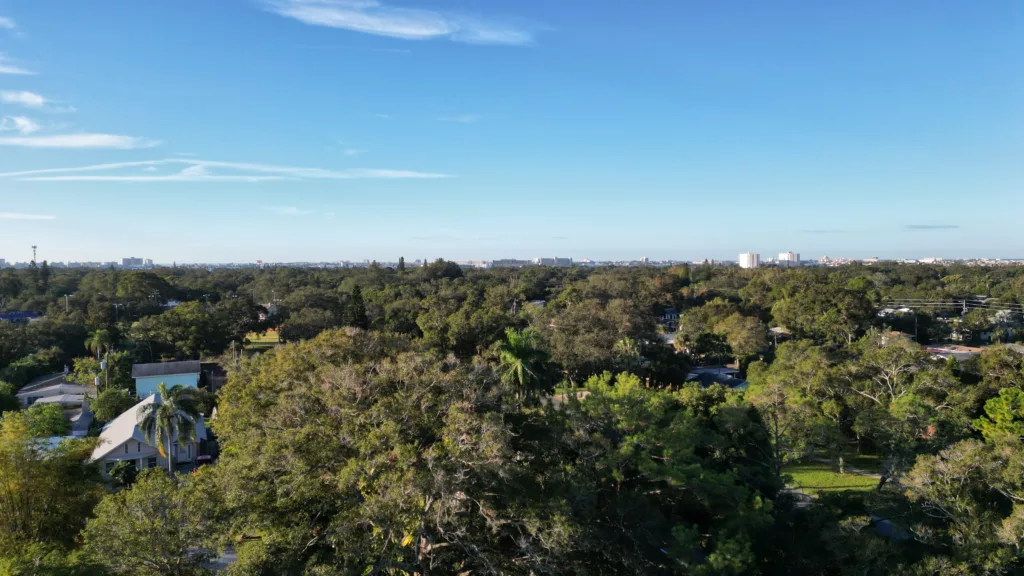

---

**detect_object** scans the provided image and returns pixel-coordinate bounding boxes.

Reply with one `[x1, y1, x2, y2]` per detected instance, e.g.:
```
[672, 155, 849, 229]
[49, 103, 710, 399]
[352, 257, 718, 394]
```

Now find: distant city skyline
[1, 247, 1021, 268]
[1, 3, 1022, 261]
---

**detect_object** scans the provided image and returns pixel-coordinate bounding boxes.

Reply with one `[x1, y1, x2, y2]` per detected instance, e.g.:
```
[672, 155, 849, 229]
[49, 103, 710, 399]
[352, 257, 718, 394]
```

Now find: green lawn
[246, 329, 281, 350]
[783, 461, 877, 496]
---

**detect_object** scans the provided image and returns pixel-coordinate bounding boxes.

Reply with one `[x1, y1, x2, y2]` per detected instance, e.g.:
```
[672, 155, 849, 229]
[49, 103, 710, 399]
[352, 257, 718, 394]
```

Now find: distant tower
[31, 245, 37, 263]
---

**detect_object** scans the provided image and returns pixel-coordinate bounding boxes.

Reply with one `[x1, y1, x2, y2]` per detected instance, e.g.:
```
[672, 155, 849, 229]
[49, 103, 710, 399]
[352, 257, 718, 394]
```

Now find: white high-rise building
[778, 251, 800, 267]
[739, 252, 760, 269]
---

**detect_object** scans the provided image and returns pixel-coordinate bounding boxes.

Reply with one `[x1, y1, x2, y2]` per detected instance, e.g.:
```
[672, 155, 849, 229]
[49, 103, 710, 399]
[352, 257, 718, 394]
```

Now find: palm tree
[497, 327, 549, 401]
[85, 329, 113, 361]
[138, 382, 201, 475]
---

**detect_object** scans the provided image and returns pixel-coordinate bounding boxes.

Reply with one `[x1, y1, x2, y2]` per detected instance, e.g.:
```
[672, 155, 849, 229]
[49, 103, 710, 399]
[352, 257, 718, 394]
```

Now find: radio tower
[31, 245, 37, 263]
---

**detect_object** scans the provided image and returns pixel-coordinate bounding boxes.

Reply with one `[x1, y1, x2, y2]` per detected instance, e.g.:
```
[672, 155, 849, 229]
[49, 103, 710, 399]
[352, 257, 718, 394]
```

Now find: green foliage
[26, 403, 71, 437]
[420, 258, 463, 281]
[108, 460, 138, 488]
[128, 301, 240, 359]
[0, 380, 18, 414]
[213, 332, 773, 574]
[83, 330, 112, 361]
[0, 412, 104, 552]
[5, 260, 1024, 573]
[91, 388, 136, 423]
[82, 469, 221, 576]
[541, 297, 655, 382]
[974, 386, 1024, 441]
[342, 285, 369, 329]
[0, 542, 109, 576]
[497, 327, 551, 400]
[278, 307, 339, 341]
[771, 281, 873, 344]
[68, 352, 134, 392]
[714, 312, 768, 359]
[902, 438, 1024, 571]
[0, 347, 64, 387]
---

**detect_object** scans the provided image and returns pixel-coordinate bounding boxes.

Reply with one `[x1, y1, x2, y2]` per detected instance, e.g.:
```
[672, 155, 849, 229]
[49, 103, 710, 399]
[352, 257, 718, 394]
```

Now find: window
[124, 443, 129, 454]
[147, 457, 157, 469]
[137, 441, 141, 453]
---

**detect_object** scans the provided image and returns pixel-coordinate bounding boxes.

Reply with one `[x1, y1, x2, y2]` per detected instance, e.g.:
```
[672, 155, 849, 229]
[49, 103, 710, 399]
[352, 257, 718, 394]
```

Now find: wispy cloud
[143, 166, 159, 172]
[375, 113, 391, 119]
[0, 53, 34, 75]
[0, 116, 40, 135]
[0, 212, 56, 221]
[342, 148, 365, 156]
[324, 211, 337, 218]
[0, 91, 48, 109]
[438, 113, 480, 123]
[0, 17, 15, 30]
[0, 134, 160, 149]
[0, 158, 450, 182]
[172, 152, 197, 156]
[265, 206, 313, 215]
[905, 224, 959, 231]
[266, 0, 535, 45]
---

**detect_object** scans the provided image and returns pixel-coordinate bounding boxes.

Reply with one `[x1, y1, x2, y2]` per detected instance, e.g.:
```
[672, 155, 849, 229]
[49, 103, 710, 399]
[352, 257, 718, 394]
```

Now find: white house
[90, 394, 207, 476]
[15, 375, 91, 407]
[132, 361, 201, 398]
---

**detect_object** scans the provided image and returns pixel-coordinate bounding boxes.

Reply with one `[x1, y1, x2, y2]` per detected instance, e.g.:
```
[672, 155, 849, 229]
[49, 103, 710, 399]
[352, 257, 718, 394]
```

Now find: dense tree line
[1, 261, 1023, 574]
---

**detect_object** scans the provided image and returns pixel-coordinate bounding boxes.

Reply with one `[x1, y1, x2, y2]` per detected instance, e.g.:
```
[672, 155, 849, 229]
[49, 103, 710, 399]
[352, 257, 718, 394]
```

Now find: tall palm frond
[497, 327, 549, 400]
[136, 382, 201, 474]
[85, 329, 112, 361]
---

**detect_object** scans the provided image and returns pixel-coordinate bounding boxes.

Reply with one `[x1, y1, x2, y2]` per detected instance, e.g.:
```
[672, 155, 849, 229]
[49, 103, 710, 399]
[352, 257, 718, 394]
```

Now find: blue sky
[0, 0, 1021, 263]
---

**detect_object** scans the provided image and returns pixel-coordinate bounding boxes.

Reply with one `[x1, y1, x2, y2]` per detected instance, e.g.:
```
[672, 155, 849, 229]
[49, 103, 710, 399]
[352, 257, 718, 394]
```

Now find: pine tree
[39, 260, 51, 291]
[344, 285, 369, 329]
[398, 256, 405, 273]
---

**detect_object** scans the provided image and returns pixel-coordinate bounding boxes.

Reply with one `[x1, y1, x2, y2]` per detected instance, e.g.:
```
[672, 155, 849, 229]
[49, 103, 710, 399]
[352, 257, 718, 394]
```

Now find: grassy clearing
[246, 329, 281, 350]
[783, 461, 877, 496]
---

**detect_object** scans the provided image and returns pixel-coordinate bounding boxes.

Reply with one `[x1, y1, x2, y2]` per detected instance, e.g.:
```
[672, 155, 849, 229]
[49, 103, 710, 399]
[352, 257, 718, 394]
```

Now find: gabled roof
[16, 382, 90, 398]
[33, 394, 86, 405]
[132, 360, 201, 379]
[16, 373, 68, 394]
[90, 394, 207, 461]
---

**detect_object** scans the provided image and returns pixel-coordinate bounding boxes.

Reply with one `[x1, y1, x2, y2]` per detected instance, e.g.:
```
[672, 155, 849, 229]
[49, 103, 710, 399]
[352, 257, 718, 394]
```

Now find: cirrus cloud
[0, 158, 451, 182]
[0, 91, 49, 108]
[265, 0, 536, 45]
[0, 53, 34, 75]
[0, 133, 160, 149]
[0, 116, 40, 135]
